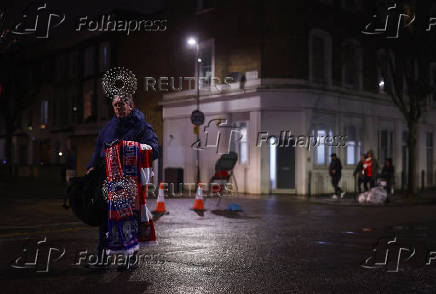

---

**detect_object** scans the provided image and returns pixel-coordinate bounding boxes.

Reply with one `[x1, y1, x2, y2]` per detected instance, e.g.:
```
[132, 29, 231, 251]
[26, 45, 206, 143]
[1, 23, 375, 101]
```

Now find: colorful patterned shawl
[104, 140, 155, 255]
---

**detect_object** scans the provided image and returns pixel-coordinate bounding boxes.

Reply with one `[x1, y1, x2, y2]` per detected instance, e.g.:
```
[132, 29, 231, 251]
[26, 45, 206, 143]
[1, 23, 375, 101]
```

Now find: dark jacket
[329, 158, 342, 178]
[87, 108, 159, 170]
[381, 165, 395, 183]
[353, 160, 365, 179]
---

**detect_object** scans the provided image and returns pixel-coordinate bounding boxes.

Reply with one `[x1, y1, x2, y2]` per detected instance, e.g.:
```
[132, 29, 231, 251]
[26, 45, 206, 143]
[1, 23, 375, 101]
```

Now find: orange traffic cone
[152, 183, 169, 219]
[191, 182, 206, 216]
[152, 183, 167, 214]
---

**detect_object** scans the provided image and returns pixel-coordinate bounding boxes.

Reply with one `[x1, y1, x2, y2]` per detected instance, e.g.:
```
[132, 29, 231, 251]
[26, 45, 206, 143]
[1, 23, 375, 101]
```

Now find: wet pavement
[1, 194, 436, 294]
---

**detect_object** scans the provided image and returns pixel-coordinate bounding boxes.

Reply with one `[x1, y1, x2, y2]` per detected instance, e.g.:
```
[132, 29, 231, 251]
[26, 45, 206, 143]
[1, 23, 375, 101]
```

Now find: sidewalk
[303, 188, 436, 206]
[1, 177, 436, 207]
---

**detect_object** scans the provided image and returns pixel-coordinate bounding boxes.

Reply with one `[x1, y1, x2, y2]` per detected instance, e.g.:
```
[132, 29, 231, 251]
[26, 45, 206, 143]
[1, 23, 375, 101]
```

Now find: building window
[40, 100, 48, 128]
[342, 40, 362, 90]
[239, 122, 248, 164]
[230, 121, 248, 165]
[69, 51, 79, 79]
[52, 95, 58, 128]
[378, 129, 394, 164]
[83, 47, 95, 77]
[312, 124, 336, 166]
[198, 39, 214, 89]
[82, 80, 96, 123]
[345, 125, 362, 165]
[99, 42, 111, 72]
[55, 55, 67, 82]
[309, 29, 332, 85]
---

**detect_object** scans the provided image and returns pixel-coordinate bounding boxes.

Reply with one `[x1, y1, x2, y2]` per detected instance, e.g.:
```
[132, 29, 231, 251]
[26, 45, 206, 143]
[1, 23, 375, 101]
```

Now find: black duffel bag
[64, 159, 107, 226]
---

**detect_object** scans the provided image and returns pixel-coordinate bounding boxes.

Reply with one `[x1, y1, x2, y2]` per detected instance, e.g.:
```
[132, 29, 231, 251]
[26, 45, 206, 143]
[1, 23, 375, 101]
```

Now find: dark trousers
[357, 177, 365, 193]
[331, 176, 342, 195]
[363, 176, 375, 191]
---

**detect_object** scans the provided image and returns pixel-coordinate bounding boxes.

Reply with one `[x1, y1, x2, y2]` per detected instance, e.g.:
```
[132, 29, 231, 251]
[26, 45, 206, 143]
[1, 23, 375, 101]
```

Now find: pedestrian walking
[380, 158, 394, 202]
[353, 154, 366, 194]
[329, 153, 345, 199]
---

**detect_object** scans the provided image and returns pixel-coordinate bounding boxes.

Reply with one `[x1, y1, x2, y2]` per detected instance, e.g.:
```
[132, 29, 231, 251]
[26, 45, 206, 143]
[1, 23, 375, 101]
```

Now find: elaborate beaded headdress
[102, 66, 137, 100]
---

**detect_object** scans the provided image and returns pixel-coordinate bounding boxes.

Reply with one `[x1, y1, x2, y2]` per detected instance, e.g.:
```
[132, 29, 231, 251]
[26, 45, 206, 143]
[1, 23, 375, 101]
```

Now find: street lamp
[186, 37, 200, 110]
[187, 37, 202, 188]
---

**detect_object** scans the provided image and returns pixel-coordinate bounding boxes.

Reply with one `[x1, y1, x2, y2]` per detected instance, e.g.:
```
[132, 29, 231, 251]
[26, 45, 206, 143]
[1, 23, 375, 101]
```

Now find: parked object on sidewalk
[358, 192, 369, 204]
[358, 186, 387, 205]
[209, 151, 239, 197]
[227, 202, 243, 212]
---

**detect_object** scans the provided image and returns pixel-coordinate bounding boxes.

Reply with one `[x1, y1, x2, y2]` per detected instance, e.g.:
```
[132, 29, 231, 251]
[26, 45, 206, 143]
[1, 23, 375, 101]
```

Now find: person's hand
[332, 169, 336, 174]
[87, 167, 94, 174]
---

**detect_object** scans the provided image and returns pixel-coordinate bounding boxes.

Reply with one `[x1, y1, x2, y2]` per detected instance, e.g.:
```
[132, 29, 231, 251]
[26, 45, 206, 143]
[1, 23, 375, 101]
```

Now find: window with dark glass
[99, 42, 111, 72]
[82, 80, 96, 123]
[342, 41, 361, 89]
[312, 36, 326, 84]
[69, 51, 79, 79]
[83, 47, 95, 77]
[40, 100, 48, 128]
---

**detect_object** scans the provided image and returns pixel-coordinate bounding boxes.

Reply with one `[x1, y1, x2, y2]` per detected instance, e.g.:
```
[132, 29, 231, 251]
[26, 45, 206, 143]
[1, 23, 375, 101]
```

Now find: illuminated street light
[187, 37, 197, 47]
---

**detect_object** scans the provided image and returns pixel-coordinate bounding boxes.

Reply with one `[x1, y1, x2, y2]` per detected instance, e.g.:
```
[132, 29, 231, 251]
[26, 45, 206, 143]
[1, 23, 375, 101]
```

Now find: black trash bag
[65, 160, 107, 226]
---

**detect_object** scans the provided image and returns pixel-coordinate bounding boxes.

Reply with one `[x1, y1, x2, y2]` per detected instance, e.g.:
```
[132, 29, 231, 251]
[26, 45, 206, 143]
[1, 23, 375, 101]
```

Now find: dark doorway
[276, 145, 295, 189]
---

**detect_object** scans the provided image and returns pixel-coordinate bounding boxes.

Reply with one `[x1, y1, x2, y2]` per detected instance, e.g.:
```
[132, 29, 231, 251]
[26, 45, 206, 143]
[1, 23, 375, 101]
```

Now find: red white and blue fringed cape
[104, 140, 156, 256]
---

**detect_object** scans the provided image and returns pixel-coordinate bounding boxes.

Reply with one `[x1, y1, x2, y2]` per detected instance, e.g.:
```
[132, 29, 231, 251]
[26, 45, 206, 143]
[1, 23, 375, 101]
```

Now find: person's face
[360, 155, 365, 161]
[331, 155, 336, 160]
[112, 96, 132, 118]
[385, 160, 391, 167]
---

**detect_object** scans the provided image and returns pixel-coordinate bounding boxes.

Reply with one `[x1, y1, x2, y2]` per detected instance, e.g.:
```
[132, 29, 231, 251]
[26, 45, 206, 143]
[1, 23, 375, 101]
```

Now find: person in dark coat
[329, 153, 345, 199]
[87, 96, 159, 172]
[380, 158, 394, 202]
[353, 154, 366, 193]
[86, 94, 159, 270]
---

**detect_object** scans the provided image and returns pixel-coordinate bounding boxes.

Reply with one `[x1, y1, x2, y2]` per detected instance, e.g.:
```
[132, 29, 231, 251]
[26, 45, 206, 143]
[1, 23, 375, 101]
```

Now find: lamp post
[187, 37, 202, 188]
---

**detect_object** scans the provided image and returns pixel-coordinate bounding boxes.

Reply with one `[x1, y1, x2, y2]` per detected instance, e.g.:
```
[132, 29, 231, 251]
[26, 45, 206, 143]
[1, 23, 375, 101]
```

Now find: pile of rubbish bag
[358, 186, 387, 205]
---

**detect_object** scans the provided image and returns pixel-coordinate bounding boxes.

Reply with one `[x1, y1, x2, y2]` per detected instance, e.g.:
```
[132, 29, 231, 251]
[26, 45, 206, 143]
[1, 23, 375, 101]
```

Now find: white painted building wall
[161, 80, 436, 195]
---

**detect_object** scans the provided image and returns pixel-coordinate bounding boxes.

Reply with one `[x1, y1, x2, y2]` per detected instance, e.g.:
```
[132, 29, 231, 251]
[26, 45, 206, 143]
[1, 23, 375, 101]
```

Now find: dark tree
[373, 0, 434, 194]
